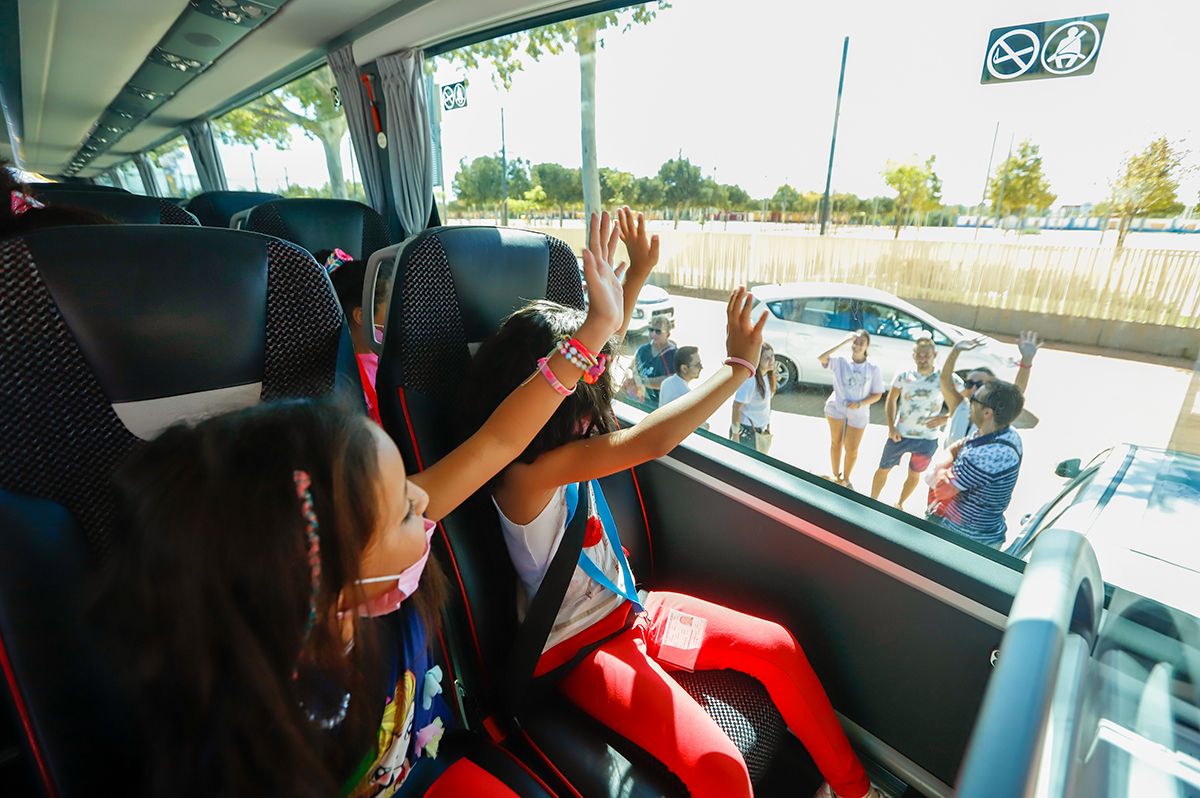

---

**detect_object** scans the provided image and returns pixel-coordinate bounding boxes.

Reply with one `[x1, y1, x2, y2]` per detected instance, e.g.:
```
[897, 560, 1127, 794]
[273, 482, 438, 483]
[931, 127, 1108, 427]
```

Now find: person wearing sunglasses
[926, 380, 1026, 548]
[633, 317, 678, 405]
[935, 330, 1040, 449]
[658, 345, 702, 408]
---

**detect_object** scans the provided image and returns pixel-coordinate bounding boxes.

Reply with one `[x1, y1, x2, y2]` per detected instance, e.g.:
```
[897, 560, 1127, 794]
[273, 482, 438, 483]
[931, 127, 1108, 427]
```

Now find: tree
[443, 3, 668, 223]
[214, 66, 350, 198]
[531, 162, 582, 223]
[598, 167, 636, 206]
[987, 140, 1055, 228]
[724, 184, 752, 211]
[882, 155, 942, 238]
[1109, 136, 1188, 249]
[630, 176, 665, 210]
[658, 157, 704, 227]
[453, 156, 505, 210]
[771, 184, 801, 214]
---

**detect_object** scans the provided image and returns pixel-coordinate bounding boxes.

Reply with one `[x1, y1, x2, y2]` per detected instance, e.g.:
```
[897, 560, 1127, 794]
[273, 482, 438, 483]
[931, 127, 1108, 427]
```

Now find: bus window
[428, 0, 1200, 571]
[114, 159, 147, 195]
[147, 137, 202, 198]
[213, 65, 366, 203]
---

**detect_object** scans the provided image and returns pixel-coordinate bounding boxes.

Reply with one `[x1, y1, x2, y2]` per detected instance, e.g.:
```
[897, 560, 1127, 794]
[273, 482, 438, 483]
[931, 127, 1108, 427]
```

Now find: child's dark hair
[460, 300, 617, 480]
[316, 248, 390, 323]
[94, 398, 445, 797]
[1, 161, 114, 238]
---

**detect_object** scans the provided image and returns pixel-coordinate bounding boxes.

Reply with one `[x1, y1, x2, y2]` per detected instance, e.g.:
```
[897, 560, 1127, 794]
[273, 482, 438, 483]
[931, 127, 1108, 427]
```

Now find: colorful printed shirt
[344, 606, 450, 797]
[634, 342, 677, 404]
[891, 369, 961, 440]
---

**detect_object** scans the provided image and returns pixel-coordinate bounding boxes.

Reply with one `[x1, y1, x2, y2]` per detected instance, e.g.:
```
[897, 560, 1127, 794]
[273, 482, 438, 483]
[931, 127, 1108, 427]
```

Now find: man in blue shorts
[927, 380, 1024, 549]
[871, 337, 961, 510]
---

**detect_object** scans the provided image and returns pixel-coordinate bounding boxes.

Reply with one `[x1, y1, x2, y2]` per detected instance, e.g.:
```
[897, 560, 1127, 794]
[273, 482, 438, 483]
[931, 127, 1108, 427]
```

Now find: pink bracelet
[724, 356, 755, 375]
[537, 357, 575, 396]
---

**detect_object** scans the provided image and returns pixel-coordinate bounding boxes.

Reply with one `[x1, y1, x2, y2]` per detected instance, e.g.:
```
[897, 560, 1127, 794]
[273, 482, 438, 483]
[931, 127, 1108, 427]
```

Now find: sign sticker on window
[981, 14, 1108, 85]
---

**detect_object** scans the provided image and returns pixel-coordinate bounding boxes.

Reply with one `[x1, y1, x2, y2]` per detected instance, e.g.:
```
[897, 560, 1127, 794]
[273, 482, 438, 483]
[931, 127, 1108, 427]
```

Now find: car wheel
[775, 355, 799, 391]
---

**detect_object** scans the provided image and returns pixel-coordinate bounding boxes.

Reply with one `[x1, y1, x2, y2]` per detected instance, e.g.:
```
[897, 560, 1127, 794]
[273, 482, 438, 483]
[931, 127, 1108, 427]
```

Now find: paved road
[615, 295, 1196, 550]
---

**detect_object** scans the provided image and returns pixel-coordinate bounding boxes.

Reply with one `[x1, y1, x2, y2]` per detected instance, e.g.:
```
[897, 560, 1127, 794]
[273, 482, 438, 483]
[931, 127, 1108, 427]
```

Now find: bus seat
[0, 225, 357, 796]
[31, 189, 199, 225]
[243, 198, 390, 262]
[184, 190, 281, 227]
[26, 182, 129, 194]
[375, 226, 787, 796]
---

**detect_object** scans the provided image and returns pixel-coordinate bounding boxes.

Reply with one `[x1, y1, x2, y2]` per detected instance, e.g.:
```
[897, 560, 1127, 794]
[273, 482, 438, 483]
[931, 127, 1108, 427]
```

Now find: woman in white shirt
[730, 343, 776, 453]
[818, 331, 884, 488]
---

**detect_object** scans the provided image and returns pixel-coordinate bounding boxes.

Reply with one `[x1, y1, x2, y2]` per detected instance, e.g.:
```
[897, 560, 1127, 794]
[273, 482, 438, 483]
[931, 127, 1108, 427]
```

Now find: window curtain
[376, 49, 433, 238]
[328, 44, 386, 215]
[182, 120, 228, 192]
[134, 153, 161, 196]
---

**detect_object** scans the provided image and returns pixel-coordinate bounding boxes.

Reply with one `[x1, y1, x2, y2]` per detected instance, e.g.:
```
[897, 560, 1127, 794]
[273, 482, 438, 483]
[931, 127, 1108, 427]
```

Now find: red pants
[559, 591, 870, 798]
[424, 758, 521, 797]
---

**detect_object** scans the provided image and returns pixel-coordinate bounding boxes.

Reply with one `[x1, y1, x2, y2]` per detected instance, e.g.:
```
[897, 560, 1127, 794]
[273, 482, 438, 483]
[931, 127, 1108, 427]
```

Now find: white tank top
[493, 485, 627, 653]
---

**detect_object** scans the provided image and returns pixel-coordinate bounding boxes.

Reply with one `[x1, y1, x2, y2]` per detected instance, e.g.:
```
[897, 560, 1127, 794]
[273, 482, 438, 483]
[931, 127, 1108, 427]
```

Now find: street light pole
[500, 107, 509, 226]
[993, 132, 1015, 232]
[974, 121, 999, 240]
[820, 36, 849, 236]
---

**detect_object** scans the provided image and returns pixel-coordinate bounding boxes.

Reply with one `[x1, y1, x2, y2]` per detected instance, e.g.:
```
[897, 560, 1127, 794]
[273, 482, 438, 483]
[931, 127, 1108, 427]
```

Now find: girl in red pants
[463, 209, 879, 798]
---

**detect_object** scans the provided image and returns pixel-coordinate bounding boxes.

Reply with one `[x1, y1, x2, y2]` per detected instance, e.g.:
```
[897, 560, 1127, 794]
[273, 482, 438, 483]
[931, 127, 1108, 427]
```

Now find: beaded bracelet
[581, 353, 608, 385]
[536, 356, 575, 396]
[557, 336, 598, 371]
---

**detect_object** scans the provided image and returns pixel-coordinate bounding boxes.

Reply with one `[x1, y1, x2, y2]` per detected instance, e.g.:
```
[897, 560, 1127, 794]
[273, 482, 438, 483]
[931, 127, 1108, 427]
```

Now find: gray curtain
[182, 120, 228, 192]
[329, 44, 386, 214]
[134, 153, 161, 196]
[377, 49, 433, 237]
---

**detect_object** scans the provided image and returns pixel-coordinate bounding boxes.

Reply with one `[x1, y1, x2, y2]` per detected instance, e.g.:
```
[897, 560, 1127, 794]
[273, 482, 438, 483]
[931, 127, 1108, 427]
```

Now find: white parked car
[752, 282, 1018, 390]
[578, 260, 675, 336]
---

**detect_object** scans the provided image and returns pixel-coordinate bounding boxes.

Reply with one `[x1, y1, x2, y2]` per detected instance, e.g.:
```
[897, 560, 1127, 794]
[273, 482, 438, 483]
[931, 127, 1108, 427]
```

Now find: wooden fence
[529, 225, 1200, 329]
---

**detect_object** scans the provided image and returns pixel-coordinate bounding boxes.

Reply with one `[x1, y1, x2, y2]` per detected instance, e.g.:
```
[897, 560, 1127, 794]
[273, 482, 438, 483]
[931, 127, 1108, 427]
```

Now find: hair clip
[10, 190, 45, 216]
[324, 248, 353, 273]
[292, 470, 322, 680]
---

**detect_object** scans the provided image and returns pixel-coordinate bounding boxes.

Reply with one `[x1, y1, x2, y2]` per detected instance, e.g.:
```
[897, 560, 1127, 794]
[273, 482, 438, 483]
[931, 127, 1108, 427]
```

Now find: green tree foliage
[724, 184, 752, 211]
[987, 140, 1055, 225]
[658, 157, 704, 227]
[453, 155, 532, 220]
[1109, 136, 1188, 248]
[441, 3, 668, 222]
[771, 184, 802, 212]
[214, 66, 350, 198]
[599, 167, 636, 206]
[531, 162, 582, 222]
[882, 155, 943, 238]
[630, 176, 665, 210]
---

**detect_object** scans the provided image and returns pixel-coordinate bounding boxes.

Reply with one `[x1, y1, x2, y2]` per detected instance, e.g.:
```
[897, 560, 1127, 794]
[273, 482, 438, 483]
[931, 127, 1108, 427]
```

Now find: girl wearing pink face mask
[95, 213, 636, 798]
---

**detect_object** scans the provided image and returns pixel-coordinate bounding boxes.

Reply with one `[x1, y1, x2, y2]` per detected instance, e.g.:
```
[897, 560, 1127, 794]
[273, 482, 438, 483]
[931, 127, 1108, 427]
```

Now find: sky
[425, 0, 1200, 208]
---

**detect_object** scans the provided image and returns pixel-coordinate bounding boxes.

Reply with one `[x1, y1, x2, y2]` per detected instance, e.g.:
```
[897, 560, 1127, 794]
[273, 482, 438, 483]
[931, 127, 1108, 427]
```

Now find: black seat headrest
[0, 224, 358, 553]
[185, 190, 282, 227]
[244, 198, 390, 261]
[33, 189, 198, 225]
[375, 226, 582, 708]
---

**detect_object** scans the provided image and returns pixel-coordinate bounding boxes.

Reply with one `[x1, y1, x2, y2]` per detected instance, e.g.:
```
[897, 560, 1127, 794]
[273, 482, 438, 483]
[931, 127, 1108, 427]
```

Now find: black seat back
[27, 183, 129, 194]
[0, 225, 359, 796]
[374, 226, 653, 720]
[244, 198, 390, 261]
[185, 190, 282, 227]
[31, 189, 198, 225]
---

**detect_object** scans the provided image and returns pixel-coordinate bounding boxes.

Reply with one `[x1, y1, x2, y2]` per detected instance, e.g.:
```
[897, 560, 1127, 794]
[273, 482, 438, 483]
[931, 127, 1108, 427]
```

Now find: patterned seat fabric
[244, 198, 390, 261]
[376, 226, 786, 790]
[30, 187, 199, 225]
[0, 225, 356, 797]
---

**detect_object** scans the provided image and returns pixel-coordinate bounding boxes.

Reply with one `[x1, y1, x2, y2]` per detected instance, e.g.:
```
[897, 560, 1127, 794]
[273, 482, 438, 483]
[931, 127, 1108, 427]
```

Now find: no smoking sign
[981, 13, 1108, 85]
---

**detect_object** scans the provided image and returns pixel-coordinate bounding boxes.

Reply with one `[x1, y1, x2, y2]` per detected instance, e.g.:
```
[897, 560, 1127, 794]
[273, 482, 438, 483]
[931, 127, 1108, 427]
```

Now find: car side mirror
[1055, 458, 1081, 479]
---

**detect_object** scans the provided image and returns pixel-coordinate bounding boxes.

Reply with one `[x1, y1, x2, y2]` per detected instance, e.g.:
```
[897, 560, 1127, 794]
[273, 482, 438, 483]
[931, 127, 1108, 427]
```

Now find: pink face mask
[352, 518, 436, 617]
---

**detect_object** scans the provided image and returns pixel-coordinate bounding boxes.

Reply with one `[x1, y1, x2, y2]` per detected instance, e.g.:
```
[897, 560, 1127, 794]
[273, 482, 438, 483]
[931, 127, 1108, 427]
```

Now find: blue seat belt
[565, 480, 644, 613]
